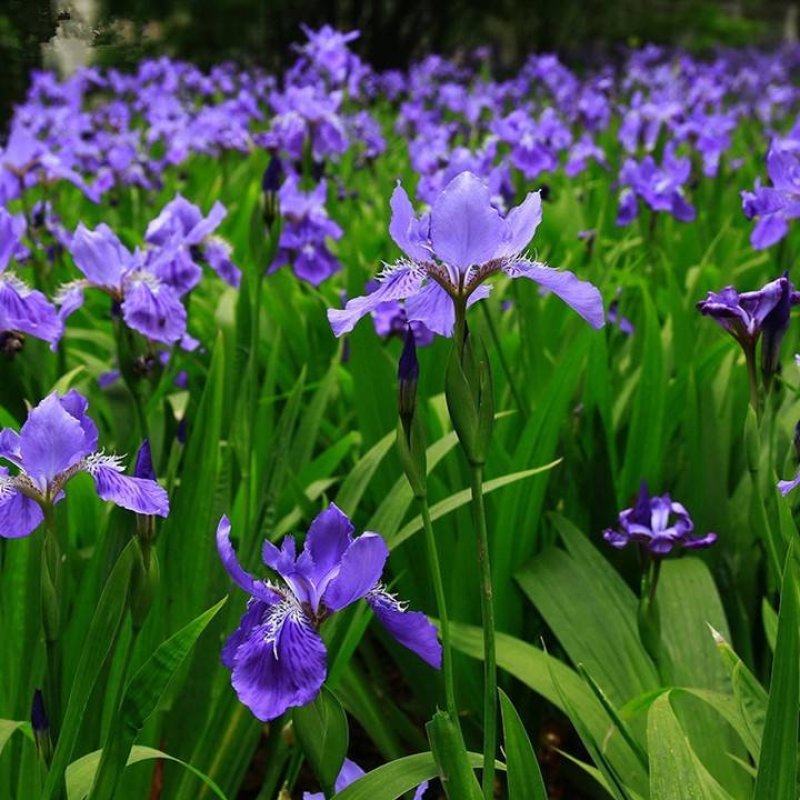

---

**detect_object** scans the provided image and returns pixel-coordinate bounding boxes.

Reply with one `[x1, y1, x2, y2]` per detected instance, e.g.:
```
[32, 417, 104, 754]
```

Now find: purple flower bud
[134, 439, 156, 481]
[31, 689, 48, 734]
[398, 327, 419, 426]
[261, 155, 284, 194]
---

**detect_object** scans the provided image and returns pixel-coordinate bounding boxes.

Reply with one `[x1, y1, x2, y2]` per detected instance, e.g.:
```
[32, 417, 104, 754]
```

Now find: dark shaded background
[0, 0, 795, 126]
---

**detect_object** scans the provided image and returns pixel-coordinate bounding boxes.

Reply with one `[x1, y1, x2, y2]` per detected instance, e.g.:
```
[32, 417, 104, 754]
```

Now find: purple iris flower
[304, 758, 428, 800]
[328, 171, 604, 338]
[741, 143, 800, 250]
[616, 149, 695, 225]
[144, 194, 240, 289]
[58, 222, 187, 345]
[603, 483, 716, 555]
[0, 208, 61, 349]
[295, 25, 361, 85]
[270, 176, 342, 285]
[0, 390, 169, 538]
[216, 504, 441, 721]
[697, 274, 799, 369]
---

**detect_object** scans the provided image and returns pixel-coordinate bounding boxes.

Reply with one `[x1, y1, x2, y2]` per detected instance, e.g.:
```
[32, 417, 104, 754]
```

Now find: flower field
[1, 24, 799, 800]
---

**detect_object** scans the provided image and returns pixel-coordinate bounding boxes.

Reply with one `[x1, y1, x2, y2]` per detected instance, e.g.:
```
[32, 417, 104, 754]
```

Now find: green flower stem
[419, 497, 458, 722]
[744, 342, 759, 417]
[468, 464, 497, 800]
[41, 504, 62, 741]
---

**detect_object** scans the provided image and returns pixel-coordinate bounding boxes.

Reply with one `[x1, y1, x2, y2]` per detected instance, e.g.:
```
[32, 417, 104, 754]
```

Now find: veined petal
[322, 532, 388, 611]
[497, 190, 542, 258]
[89, 460, 170, 517]
[20, 393, 89, 486]
[0, 428, 22, 467]
[328, 264, 423, 337]
[504, 259, 605, 329]
[367, 588, 442, 668]
[121, 276, 186, 344]
[217, 516, 282, 604]
[0, 481, 43, 539]
[389, 183, 429, 262]
[222, 599, 269, 669]
[297, 503, 354, 588]
[70, 223, 127, 288]
[0, 277, 62, 346]
[405, 281, 456, 338]
[430, 172, 505, 272]
[229, 600, 327, 721]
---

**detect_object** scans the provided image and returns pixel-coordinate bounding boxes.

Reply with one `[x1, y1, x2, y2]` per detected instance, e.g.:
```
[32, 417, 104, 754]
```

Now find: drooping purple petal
[216, 516, 282, 604]
[0, 477, 43, 538]
[90, 464, 169, 517]
[322, 533, 389, 611]
[121, 276, 186, 344]
[328, 265, 423, 337]
[229, 602, 327, 721]
[222, 599, 268, 669]
[429, 172, 505, 274]
[0, 277, 62, 346]
[504, 259, 605, 329]
[367, 588, 442, 668]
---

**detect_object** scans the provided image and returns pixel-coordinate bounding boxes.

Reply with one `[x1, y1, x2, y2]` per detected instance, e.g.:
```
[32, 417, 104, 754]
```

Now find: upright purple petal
[367, 588, 442, 668]
[322, 533, 389, 611]
[389, 183, 430, 262]
[298, 503, 354, 586]
[19, 394, 89, 485]
[59, 390, 99, 453]
[229, 603, 327, 721]
[497, 190, 542, 258]
[504, 259, 605, 329]
[429, 172, 505, 273]
[217, 516, 282, 604]
[70, 223, 128, 288]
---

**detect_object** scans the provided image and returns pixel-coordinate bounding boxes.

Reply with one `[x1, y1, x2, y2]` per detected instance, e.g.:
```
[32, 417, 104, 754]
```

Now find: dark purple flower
[217, 503, 441, 721]
[697, 274, 799, 360]
[603, 483, 716, 555]
[0, 390, 169, 538]
[328, 171, 604, 338]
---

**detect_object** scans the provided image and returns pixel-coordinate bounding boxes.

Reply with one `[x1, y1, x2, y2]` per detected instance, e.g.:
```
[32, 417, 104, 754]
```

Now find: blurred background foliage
[0, 0, 797, 128]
